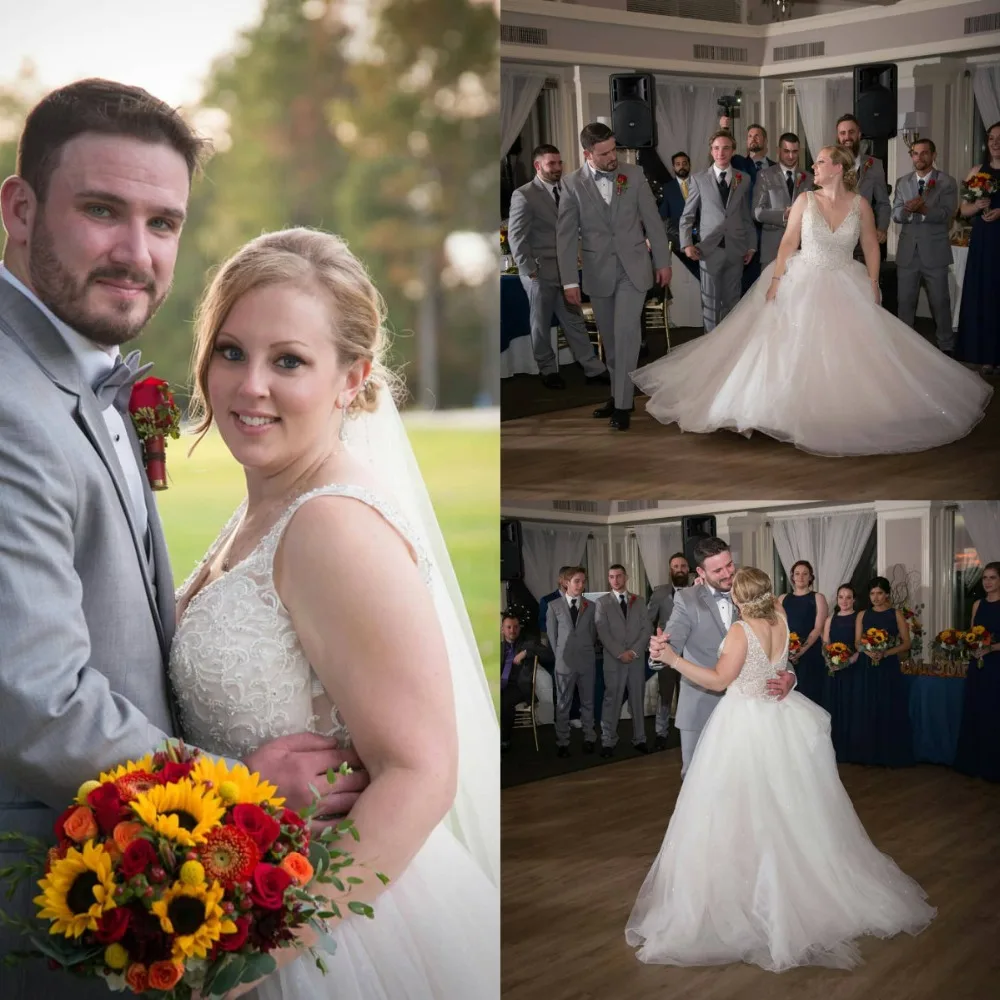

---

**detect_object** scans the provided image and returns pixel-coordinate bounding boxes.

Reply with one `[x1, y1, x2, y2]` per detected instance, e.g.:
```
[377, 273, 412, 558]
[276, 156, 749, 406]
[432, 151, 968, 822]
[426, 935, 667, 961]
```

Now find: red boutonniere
[615, 173, 628, 195]
[925, 177, 936, 191]
[732, 172, 742, 189]
[580, 599, 590, 611]
[798, 172, 806, 185]
[864, 157, 874, 171]
[129, 377, 181, 491]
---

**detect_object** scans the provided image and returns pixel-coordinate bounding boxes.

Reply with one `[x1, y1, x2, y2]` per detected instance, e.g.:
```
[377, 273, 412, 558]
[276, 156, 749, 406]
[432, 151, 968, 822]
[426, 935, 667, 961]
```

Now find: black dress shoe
[592, 398, 615, 418]
[540, 372, 566, 389]
[585, 371, 611, 386]
[583, 740, 596, 754]
[600, 746, 613, 758]
[634, 741, 649, 754]
[609, 409, 630, 431]
[654, 735, 668, 751]
[557, 745, 570, 758]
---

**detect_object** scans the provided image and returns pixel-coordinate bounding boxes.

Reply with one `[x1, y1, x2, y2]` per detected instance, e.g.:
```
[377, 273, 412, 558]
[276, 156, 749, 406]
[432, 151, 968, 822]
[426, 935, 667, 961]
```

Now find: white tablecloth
[500, 327, 575, 377]
[915, 244, 968, 331]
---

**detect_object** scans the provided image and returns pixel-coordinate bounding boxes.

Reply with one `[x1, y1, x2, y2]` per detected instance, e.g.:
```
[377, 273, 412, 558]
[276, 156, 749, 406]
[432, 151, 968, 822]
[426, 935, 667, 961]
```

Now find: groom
[650, 538, 795, 777]
[0, 80, 365, 999]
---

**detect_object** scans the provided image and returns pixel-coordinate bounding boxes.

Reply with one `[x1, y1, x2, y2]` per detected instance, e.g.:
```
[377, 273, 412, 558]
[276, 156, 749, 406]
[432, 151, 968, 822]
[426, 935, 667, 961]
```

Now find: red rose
[53, 805, 77, 844]
[128, 376, 171, 416]
[159, 761, 195, 784]
[616, 173, 627, 184]
[232, 804, 281, 853]
[94, 906, 131, 944]
[218, 916, 251, 952]
[87, 783, 125, 835]
[120, 838, 158, 877]
[250, 863, 293, 910]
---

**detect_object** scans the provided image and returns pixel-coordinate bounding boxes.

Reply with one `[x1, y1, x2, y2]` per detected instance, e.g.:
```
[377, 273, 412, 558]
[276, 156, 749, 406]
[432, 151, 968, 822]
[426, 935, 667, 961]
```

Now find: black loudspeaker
[610, 73, 656, 149]
[682, 515, 718, 568]
[501, 520, 523, 581]
[853, 64, 897, 139]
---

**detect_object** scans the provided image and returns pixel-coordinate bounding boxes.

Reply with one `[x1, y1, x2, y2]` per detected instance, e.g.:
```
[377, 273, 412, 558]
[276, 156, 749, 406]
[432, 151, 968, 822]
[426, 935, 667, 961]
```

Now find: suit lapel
[533, 176, 557, 221]
[698, 585, 727, 638]
[580, 167, 611, 223]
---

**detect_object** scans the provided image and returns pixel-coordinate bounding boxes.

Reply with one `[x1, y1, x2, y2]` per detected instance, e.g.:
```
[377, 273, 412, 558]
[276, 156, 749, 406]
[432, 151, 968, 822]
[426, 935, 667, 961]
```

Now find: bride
[626, 567, 935, 972]
[168, 229, 499, 998]
[631, 144, 992, 456]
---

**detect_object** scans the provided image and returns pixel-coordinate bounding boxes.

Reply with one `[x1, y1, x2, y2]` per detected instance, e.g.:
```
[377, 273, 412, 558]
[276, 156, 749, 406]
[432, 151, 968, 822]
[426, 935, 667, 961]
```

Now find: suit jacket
[855, 155, 891, 231]
[753, 163, 815, 265]
[731, 153, 775, 192]
[501, 635, 549, 696]
[0, 279, 179, 996]
[680, 166, 754, 263]
[507, 176, 563, 283]
[547, 596, 598, 674]
[658, 177, 689, 248]
[556, 161, 670, 297]
[647, 584, 680, 631]
[891, 169, 958, 269]
[596, 591, 652, 663]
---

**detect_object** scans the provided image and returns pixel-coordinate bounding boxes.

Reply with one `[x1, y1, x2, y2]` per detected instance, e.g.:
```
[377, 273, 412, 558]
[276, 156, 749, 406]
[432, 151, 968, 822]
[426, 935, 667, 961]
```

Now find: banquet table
[500, 273, 572, 378]
[907, 670, 966, 765]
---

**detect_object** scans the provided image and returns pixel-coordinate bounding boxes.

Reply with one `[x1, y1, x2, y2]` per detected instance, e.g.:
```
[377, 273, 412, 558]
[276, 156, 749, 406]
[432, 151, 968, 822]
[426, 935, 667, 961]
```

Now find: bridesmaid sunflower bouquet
[787, 632, 802, 659]
[961, 172, 997, 203]
[823, 642, 854, 675]
[0, 741, 378, 998]
[961, 625, 993, 664]
[858, 627, 894, 662]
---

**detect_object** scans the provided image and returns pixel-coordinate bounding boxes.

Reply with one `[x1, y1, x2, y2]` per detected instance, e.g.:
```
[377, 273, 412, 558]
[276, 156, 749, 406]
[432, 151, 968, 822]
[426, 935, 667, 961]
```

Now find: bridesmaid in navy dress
[956, 121, 1000, 372]
[954, 562, 1000, 782]
[778, 561, 828, 707]
[853, 576, 915, 767]
[823, 584, 861, 763]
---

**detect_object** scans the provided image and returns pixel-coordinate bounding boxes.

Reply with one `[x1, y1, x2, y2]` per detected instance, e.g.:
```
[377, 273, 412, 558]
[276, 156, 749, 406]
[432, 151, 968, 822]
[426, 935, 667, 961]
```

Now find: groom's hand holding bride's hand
[649, 628, 676, 667]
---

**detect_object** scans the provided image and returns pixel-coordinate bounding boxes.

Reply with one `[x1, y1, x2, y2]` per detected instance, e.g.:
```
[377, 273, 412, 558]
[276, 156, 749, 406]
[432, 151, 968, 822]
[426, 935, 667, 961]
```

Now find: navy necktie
[717, 171, 729, 201]
[619, 594, 628, 618]
[92, 351, 154, 411]
[917, 178, 925, 197]
[786, 170, 794, 200]
[570, 598, 579, 625]
[553, 184, 561, 208]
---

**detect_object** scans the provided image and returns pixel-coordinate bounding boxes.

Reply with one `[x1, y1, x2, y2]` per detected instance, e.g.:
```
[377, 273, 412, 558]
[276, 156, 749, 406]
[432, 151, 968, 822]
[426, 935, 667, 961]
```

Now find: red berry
[144, 886, 154, 898]
[150, 866, 166, 883]
[223, 902, 235, 914]
[239, 897, 253, 911]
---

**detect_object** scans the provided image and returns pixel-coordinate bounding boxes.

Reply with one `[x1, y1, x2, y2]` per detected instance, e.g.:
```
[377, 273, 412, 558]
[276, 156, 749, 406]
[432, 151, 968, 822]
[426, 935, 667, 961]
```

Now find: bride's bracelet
[771, 276, 782, 282]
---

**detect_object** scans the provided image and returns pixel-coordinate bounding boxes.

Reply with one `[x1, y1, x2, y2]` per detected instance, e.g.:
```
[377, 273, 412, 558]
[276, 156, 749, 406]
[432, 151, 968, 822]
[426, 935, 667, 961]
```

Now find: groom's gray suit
[0, 278, 180, 999]
[556, 160, 670, 410]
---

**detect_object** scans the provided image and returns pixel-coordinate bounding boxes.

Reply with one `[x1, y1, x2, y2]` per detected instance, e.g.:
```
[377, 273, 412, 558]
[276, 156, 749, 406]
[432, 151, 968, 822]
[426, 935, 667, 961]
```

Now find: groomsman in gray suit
[596, 564, 652, 756]
[892, 138, 959, 356]
[507, 144, 610, 390]
[753, 132, 814, 268]
[650, 538, 795, 777]
[646, 552, 690, 750]
[680, 130, 755, 332]
[557, 122, 671, 431]
[547, 567, 598, 757]
[836, 114, 890, 255]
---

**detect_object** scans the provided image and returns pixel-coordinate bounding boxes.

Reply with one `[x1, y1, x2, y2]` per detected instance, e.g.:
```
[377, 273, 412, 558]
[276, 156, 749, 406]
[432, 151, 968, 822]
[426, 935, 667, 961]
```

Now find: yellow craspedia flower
[104, 943, 129, 970]
[151, 880, 237, 960]
[180, 860, 206, 886]
[76, 780, 101, 806]
[191, 757, 284, 807]
[98, 756, 154, 784]
[33, 841, 117, 938]
[131, 779, 225, 847]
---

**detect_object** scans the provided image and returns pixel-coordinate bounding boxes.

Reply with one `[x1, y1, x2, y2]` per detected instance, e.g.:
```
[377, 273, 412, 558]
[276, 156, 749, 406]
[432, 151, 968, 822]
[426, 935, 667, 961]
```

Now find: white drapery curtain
[960, 502, 1000, 564]
[501, 67, 547, 157]
[633, 524, 685, 587]
[771, 511, 876, 606]
[792, 75, 854, 162]
[587, 535, 609, 589]
[973, 64, 1000, 133]
[520, 524, 589, 602]
[654, 79, 725, 172]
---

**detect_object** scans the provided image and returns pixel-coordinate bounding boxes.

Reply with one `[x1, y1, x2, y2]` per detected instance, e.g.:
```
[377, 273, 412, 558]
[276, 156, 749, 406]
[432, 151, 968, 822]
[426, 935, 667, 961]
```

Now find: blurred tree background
[0, 0, 499, 409]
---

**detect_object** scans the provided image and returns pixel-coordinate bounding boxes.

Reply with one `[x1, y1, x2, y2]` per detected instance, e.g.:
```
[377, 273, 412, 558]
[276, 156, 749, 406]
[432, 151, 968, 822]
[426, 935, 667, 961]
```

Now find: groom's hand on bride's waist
[244, 731, 369, 814]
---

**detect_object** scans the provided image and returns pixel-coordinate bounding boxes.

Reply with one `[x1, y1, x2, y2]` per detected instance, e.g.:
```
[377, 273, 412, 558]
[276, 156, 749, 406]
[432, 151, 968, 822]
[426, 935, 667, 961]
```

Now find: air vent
[627, 0, 741, 23]
[773, 42, 825, 62]
[615, 500, 661, 513]
[501, 24, 548, 46]
[693, 44, 748, 64]
[552, 501, 600, 513]
[965, 12, 1000, 34]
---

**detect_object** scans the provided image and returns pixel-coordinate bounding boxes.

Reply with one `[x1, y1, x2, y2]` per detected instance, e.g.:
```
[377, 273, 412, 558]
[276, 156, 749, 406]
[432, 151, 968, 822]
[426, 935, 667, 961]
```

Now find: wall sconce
[900, 111, 929, 149]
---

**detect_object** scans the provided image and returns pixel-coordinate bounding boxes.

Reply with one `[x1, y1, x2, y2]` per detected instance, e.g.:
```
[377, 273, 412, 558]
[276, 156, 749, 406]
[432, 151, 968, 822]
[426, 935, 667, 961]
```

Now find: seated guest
[658, 151, 700, 279]
[500, 611, 551, 752]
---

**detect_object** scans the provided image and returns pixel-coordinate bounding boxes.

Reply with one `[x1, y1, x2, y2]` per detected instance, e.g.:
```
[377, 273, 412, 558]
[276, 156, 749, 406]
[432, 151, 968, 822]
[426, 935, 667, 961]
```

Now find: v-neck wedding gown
[169, 484, 499, 1000]
[631, 192, 992, 455]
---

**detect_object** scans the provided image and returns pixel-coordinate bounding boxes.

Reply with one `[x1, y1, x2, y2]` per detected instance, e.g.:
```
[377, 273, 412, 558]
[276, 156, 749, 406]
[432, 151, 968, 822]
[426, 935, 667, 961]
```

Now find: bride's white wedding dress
[631, 192, 992, 456]
[170, 485, 499, 1000]
[625, 617, 936, 972]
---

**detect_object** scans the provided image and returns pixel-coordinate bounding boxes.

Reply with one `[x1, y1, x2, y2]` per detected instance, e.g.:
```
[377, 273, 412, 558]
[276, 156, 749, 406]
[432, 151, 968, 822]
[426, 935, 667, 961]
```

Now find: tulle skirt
[625, 689, 936, 971]
[256, 825, 499, 999]
[630, 255, 992, 456]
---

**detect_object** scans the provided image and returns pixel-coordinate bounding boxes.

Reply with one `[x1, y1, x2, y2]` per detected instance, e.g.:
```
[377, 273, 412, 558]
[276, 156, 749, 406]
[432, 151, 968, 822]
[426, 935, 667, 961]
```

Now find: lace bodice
[798, 192, 862, 269]
[168, 485, 431, 759]
[726, 619, 789, 702]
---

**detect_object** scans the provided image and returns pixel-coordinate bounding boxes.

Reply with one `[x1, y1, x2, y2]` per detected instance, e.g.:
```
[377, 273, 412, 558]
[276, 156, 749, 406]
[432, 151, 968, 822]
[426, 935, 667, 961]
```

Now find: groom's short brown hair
[692, 536, 730, 567]
[17, 78, 211, 201]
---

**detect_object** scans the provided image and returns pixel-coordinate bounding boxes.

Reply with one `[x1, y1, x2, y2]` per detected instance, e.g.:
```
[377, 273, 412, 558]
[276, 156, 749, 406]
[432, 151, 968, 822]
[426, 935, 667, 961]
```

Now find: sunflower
[190, 757, 284, 807]
[131, 779, 225, 847]
[198, 825, 260, 888]
[151, 880, 237, 960]
[33, 841, 117, 938]
[98, 756, 154, 784]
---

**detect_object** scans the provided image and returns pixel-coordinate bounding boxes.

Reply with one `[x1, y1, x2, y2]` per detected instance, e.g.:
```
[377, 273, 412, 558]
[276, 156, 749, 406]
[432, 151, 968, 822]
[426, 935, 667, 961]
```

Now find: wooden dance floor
[499, 391, 1000, 499]
[501, 750, 1000, 1000]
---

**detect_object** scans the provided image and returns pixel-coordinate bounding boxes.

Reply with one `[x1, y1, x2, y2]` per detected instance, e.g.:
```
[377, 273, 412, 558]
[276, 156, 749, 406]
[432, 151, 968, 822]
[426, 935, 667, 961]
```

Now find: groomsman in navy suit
[658, 151, 700, 279]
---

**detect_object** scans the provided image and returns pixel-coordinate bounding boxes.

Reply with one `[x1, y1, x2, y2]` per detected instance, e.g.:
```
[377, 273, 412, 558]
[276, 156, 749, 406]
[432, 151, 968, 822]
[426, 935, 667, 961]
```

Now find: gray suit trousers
[587, 258, 647, 408]
[699, 253, 743, 332]
[680, 727, 705, 779]
[520, 276, 605, 376]
[554, 666, 596, 745]
[600, 656, 646, 747]
[896, 263, 953, 351]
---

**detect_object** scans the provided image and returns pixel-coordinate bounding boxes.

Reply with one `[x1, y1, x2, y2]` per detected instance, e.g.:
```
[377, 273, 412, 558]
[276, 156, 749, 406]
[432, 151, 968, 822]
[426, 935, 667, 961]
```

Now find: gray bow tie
[92, 351, 154, 411]
[596, 170, 617, 182]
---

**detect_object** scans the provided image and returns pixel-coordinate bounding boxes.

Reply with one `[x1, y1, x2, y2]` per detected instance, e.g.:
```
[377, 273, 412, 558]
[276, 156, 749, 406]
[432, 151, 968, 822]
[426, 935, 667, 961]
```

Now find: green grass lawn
[157, 426, 499, 713]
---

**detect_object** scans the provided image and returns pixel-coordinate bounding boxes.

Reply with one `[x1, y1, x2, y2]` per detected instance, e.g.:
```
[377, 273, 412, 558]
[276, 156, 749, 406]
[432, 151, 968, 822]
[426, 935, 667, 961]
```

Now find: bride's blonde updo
[189, 228, 400, 438]
[820, 144, 859, 192]
[731, 567, 779, 623]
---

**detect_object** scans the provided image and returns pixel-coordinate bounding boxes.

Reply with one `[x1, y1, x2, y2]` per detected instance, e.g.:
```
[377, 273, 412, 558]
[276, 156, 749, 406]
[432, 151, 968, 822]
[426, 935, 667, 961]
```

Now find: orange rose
[63, 806, 99, 844]
[148, 960, 183, 991]
[279, 851, 314, 886]
[113, 821, 144, 852]
[125, 962, 149, 993]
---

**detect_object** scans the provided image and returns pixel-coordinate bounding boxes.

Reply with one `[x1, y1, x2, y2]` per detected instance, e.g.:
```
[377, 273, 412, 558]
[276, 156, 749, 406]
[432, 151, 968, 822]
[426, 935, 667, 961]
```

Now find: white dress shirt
[588, 162, 614, 205]
[713, 163, 733, 186]
[706, 584, 734, 629]
[0, 264, 149, 539]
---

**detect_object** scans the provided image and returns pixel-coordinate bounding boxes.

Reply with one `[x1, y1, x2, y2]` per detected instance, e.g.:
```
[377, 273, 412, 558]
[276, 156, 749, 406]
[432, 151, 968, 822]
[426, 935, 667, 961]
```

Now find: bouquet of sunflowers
[961, 625, 993, 665]
[824, 641, 854, 676]
[787, 632, 802, 659]
[932, 628, 966, 662]
[0, 741, 378, 998]
[858, 627, 894, 662]
[961, 171, 997, 203]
